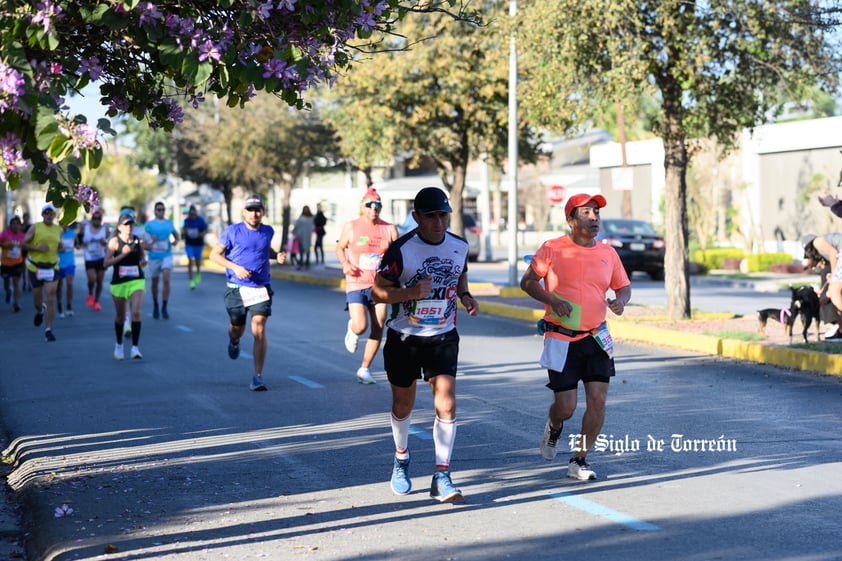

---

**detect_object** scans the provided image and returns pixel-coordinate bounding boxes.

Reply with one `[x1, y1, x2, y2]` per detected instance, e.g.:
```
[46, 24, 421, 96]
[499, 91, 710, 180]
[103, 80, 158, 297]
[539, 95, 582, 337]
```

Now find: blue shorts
[58, 265, 76, 280]
[346, 287, 376, 307]
[185, 245, 204, 260]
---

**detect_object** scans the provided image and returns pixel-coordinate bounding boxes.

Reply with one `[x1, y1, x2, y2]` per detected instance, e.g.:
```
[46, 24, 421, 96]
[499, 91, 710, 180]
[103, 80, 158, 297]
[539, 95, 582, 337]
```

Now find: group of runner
[0, 203, 208, 356]
[210, 187, 629, 502]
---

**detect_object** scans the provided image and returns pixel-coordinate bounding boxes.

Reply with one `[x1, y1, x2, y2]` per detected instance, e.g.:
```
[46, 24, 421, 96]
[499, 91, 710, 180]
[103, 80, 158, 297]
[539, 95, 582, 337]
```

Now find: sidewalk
[268, 264, 841, 377]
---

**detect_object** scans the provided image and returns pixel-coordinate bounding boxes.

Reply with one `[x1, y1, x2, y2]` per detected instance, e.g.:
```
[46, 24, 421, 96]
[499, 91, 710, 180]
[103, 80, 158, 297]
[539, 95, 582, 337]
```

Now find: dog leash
[779, 308, 792, 324]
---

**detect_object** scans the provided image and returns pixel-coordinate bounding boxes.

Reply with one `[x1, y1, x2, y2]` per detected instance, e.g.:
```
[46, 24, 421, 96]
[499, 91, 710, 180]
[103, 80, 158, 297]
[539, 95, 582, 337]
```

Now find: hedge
[692, 249, 794, 272]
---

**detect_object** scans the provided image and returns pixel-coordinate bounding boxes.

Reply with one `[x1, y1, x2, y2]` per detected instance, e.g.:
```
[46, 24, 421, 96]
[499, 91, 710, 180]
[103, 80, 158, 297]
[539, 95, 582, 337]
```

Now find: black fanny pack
[541, 320, 595, 337]
[28, 259, 57, 269]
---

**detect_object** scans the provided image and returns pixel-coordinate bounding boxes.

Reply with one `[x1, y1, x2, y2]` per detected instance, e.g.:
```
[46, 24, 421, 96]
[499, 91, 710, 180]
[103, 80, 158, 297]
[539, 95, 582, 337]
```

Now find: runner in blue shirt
[209, 195, 286, 391]
[56, 223, 78, 318]
[143, 202, 179, 319]
[182, 205, 208, 289]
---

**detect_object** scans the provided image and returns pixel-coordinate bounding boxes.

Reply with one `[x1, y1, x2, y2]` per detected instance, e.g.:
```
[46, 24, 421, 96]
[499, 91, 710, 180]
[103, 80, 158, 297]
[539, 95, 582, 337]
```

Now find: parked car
[397, 212, 481, 262]
[596, 218, 665, 280]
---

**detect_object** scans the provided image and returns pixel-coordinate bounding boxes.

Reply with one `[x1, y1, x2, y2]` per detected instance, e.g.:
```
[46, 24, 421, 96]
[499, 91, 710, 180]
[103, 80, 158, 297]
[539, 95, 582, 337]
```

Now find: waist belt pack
[540, 319, 596, 337]
[27, 258, 57, 269]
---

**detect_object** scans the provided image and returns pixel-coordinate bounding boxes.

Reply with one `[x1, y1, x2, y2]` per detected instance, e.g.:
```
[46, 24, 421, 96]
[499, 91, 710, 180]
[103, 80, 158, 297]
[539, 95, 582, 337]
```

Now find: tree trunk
[448, 162, 466, 236]
[662, 118, 692, 321]
[280, 181, 293, 250]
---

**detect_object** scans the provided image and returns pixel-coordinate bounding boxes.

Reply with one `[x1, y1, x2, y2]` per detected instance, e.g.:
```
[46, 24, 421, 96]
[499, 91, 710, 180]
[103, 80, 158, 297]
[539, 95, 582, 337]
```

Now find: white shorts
[146, 255, 173, 278]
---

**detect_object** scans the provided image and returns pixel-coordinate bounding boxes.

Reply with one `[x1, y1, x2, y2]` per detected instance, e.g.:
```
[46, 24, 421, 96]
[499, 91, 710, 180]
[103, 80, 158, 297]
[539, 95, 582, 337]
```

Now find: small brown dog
[757, 308, 793, 338]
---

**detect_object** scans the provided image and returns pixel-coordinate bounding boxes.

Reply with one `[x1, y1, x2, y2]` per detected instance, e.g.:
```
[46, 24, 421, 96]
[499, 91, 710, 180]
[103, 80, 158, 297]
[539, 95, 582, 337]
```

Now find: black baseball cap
[244, 195, 264, 210]
[414, 187, 452, 214]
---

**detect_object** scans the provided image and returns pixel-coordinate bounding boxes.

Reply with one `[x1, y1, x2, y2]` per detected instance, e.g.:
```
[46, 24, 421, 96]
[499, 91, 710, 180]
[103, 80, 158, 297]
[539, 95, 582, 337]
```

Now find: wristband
[459, 291, 472, 300]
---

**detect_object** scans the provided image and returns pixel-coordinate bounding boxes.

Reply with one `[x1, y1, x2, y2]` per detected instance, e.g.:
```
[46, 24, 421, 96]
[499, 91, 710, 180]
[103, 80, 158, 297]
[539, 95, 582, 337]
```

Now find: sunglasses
[155, 207, 165, 212]
[364, 201, 383, 209]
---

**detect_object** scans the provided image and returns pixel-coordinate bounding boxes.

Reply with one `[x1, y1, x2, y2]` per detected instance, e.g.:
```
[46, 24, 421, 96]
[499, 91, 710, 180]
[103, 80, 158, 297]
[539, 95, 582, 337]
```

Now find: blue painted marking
[550, 492, 660, 531]
[289, 376, 324, 389]
[241, 352, 252, 359]
[176, 325, 193, 332]
[409, 426, 433, 441]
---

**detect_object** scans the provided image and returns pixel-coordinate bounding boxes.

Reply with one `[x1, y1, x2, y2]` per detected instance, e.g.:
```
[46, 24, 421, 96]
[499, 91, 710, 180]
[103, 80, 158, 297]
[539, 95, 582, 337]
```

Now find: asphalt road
[1, 269, 841, 561]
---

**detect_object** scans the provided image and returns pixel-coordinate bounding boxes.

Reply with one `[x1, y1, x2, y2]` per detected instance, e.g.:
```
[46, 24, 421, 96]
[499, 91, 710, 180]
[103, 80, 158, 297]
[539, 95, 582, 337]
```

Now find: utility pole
[617, 101, 632, 218]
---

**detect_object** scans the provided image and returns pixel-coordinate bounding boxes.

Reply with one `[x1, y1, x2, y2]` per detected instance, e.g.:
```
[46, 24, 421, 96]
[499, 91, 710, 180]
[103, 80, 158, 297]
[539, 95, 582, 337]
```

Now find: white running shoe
[114, 343, 124, 361]
[568, 457, 597, 480]
[344, 320, 358, 353]
[123, 322, 132, 337]
[539, 420, 562, 461]
[131, 346, 143, 359]
[356, 367, 376, 384]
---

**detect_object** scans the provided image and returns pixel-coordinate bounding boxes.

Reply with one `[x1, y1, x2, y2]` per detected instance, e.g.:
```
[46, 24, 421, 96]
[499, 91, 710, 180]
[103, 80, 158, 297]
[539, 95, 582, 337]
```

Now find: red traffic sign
[546, 184, 566, 205]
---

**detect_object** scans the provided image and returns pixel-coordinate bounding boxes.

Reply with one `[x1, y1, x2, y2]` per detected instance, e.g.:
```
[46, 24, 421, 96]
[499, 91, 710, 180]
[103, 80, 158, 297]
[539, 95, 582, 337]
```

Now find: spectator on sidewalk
[801, 233, 842, 339]
[293, 206, 315, 269]
[313, 203, 327, 265]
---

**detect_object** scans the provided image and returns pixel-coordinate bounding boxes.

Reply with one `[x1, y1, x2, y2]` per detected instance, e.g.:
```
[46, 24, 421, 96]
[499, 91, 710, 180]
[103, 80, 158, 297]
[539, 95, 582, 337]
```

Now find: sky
[64, 83, 109, 124]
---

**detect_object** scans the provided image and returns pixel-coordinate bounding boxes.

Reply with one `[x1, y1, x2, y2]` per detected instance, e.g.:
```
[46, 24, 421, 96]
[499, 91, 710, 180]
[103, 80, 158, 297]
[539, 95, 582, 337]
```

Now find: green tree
[327, 3, 545, 235]
[518, 0, 840, 320]
[0, 1, 477, 222]
[176, 94, 340, 241]
[86, 151, 161, 214]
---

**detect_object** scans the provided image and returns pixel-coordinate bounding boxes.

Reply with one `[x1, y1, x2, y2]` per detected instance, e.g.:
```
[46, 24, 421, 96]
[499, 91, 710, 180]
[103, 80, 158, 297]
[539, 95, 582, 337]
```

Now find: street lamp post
[507, 0, 519, 286]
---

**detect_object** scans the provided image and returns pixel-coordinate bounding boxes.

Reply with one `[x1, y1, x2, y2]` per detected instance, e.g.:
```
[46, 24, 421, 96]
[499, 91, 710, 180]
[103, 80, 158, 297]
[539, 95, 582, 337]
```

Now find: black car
[597, 218, 665, 280]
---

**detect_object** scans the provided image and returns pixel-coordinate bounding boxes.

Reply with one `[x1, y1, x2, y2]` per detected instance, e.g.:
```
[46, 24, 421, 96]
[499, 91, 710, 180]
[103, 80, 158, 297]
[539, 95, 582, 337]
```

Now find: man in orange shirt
[520, 193, 631, 480]
[335, 188, 398, 384]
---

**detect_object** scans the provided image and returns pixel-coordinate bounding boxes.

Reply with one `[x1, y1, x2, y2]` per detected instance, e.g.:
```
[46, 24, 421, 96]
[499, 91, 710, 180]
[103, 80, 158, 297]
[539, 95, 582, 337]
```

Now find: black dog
[788, 286, 821, 343]
[757, 308, 793, 338]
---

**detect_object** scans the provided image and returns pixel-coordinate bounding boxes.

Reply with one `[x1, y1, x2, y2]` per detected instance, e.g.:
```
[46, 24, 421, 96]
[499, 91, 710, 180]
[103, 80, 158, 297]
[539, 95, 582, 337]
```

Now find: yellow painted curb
[271, 269, 345, 289]
[481, 301, 544, 322]
[498, 286, 528, 298]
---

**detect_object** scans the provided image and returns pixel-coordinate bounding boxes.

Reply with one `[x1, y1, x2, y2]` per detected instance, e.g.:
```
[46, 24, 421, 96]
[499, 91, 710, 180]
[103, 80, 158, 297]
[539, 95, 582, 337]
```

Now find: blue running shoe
[390, 456, 411, 495]
[429, 470, 463, 503]
[250, 376, 267, 391]
[228, 339, 240, 360]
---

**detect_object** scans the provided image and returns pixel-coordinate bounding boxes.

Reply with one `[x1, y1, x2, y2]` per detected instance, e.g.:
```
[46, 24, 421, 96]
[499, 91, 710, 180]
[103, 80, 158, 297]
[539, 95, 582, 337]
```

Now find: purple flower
[0, 133, 28, 183]
[30, 1, 63, 34]
[74, 184, 100, 209]
[50, 62, 62, 75]
[189, 91, 205, 109]
[277, 0, 297, 12]
[72, 123, 98, 150]
[0, 62, 26, 114]
[198, 40, 221, 62]
[138, 2, 163, 26]
[78, 56, 103, 81]
[257, 1, 274, 19]
[162, 99, 184, 124]
[108, 96, 130, 113]
[356, 11, 376, 32]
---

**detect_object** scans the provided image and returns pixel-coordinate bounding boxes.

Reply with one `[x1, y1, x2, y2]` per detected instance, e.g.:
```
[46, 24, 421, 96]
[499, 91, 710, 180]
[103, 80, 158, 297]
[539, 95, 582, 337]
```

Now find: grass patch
[789, 342, 841, 354]
[703, 330, 766, 341]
